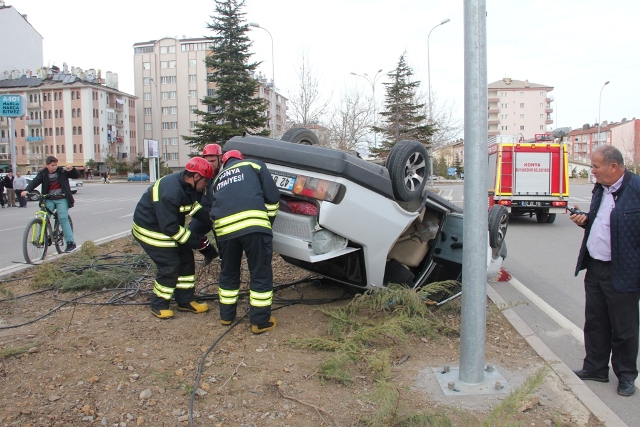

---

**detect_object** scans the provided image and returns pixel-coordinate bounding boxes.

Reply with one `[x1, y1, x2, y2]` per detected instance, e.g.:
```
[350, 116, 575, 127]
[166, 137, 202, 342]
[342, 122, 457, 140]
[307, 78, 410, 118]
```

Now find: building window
[161, 61, 168, 69]
[540, 114, 544, 119]
[520, 114, 524, 119]
[190, 105, 197, 113]
[170, 106, 177, 114]
[80, 144, 82, 153]
[162, 92, 169, 99]
[55, 110, 58, 119]
[144, 77, 150, 86]
[78, 126, 82, 135]
[162, 107, 169, 115]
[172, 137, 178, 145]
[144, 92, 151, 101]
[540, 125, 544, 130]
[77, 108, 81, 117]
[540, 103, 543, 108]
[189, 90, 197, 98]
[160, 46, 167, 54]
[520, 103, 524, 108]
[72, 109, 76, 118]
[170, 122, 177, 130]
[172, 153, 179, 161]
[540, 91, 544, 96]
[520, 125, 525, 130]
[189, 59, 196, 67]
[145, 123, 152, 131]
[71, 91, 75, 100]
[520, 92, 524, 97]
[143, 62, 150, 70]
[170, 91, 176, 99]
[144, 108, 152, 116]
[189, 74, 196, 82]
[162, 122, 170, 130]
[190, 121, 197, 129]
[73, 127, 77, 135]
[169, 61, 176, 69]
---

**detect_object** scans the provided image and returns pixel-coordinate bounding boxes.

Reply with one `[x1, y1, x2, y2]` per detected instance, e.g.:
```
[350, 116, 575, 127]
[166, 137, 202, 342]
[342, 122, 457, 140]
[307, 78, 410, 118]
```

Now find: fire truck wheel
[545, 213, 556, 223]
[280, 128, 319, 145]
[388, 140, 429, 202]
[536, 212, 550, 223]
[488, 205, 509, 248]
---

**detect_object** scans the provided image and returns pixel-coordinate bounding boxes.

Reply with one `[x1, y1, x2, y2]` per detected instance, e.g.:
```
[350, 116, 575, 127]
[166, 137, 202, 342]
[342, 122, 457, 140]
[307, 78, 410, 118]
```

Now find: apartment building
[488, 78, 554, 140]
[133, 37, 287, 170]
[0, 1, 43, 76]
[0, 66, 138, 174]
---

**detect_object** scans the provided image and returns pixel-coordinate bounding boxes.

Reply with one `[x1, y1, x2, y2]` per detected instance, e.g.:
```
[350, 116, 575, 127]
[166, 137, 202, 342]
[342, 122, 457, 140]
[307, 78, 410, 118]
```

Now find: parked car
[127, 173, 150, 182]
[224, 129, 509, 292]
[23, 176, 82, 201]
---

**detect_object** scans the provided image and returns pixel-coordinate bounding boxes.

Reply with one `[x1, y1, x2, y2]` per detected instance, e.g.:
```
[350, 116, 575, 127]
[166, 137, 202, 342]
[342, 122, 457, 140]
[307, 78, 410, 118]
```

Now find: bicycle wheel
[53, 215, 73, 254]
[23, 218, 50, 264]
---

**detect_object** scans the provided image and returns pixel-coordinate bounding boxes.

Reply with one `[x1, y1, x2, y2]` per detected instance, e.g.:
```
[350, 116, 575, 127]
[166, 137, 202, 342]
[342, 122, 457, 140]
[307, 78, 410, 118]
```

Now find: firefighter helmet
[222, 150, 244, 165]
[185, 157, 214, 179]
[202, 144, 222, 156]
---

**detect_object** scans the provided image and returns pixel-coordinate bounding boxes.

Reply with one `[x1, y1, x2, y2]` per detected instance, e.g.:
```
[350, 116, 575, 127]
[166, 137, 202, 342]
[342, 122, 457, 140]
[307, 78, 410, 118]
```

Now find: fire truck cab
[488, 133, 569, 224]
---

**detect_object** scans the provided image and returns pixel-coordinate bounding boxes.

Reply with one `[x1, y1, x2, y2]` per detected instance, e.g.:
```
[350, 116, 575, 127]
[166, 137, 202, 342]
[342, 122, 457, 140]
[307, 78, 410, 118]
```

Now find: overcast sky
[8, 0, 639, 133]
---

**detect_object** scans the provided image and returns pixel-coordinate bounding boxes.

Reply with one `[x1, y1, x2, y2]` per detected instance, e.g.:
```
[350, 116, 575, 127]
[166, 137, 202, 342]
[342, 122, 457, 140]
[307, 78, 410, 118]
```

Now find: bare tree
[325, 86, 373, 154]
[415, 89, 462, 149]
[287, 49, 331, 127]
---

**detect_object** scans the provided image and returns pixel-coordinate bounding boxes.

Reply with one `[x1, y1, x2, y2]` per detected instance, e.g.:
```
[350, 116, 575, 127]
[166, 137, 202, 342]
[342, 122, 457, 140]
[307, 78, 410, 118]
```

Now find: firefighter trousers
[135, 238, 197, 310]
[218, 233, 273, 326]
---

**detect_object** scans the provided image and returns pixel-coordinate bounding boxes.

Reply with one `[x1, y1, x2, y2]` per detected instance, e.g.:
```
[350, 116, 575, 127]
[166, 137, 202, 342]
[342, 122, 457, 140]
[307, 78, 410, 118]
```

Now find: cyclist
[21, 156, 80, 253]
[132, 157, 218, 319]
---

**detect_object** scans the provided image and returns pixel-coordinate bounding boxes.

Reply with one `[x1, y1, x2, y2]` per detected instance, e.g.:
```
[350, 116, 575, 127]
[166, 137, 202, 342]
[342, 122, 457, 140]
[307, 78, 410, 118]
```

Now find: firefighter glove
[198, 238, 218, 267]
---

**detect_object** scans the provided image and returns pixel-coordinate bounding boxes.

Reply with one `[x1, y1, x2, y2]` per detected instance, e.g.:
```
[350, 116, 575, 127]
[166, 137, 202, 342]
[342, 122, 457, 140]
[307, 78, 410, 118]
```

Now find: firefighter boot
[177, 301, 209, 314]
[251, 316, 277, 334]
[151, 307, 174, 319]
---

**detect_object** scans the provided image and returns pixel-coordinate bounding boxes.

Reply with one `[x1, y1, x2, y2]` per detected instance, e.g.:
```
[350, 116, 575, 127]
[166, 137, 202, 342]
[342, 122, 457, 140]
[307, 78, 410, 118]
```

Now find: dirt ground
[0, 237, 602, 427]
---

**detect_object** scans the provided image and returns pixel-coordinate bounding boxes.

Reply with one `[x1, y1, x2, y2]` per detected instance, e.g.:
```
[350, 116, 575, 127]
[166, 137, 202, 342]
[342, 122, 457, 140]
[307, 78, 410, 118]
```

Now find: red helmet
[222, 150, 244, 165]
[202, 143, 222, 156]
[185, 157, 214, 179]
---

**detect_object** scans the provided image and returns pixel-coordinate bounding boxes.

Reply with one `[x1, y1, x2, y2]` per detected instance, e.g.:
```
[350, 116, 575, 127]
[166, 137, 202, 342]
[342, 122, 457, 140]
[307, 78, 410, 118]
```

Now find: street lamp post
[427, 18, 451, 123]
[250, 22, 277, 136]
[596, 80, 610, 153]
[148, 77, 162, 177]
[350, 69, 384, 148]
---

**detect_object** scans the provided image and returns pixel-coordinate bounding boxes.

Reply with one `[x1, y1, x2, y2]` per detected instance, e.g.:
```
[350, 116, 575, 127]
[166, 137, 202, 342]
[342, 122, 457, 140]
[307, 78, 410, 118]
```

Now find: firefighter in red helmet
[188, 143, 223, 267]
[210, 149, 281, 334]
[132, 157, 217, 319]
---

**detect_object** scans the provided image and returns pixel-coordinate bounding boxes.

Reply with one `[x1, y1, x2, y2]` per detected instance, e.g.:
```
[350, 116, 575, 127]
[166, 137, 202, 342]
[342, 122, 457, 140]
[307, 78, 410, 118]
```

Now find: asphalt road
[438, 181, 639, 426]
[0, 181, 148, 273]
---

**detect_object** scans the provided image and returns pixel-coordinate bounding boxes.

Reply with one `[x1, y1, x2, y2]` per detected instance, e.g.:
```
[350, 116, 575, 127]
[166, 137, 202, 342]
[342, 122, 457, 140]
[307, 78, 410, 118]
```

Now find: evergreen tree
[453, 153, 463, 176]
[183, 0, 269, 151]
[371, 52, 435, 157]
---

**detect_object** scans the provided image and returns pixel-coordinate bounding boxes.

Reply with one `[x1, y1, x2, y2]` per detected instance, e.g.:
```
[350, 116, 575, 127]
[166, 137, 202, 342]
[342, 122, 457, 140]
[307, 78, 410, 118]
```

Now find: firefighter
[210, 149, 280, 334]
[188, 144, 223, 267]
[132, 157, 218, 319]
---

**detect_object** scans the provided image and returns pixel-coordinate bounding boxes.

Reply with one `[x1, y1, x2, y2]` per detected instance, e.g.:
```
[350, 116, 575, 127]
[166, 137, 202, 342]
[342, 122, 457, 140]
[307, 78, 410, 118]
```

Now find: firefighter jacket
[210, 158, 280, 242]
[132, 171, 212, 249]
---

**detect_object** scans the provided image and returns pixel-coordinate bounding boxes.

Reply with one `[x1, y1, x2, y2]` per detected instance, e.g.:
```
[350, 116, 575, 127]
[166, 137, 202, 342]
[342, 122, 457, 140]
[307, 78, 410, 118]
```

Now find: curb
[487, 284, 627, 426]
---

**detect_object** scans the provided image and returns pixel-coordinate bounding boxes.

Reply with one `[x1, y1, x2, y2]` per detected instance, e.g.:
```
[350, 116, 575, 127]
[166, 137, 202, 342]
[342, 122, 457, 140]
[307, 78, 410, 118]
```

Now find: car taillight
[498, 200, 511, 206]
[552, 201, 567, 207]
[292, 175, 345, 203]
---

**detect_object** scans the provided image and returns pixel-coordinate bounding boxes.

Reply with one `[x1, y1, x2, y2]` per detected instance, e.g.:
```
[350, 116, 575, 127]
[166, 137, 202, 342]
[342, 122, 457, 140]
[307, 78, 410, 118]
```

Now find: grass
[0, 344, 36, 359]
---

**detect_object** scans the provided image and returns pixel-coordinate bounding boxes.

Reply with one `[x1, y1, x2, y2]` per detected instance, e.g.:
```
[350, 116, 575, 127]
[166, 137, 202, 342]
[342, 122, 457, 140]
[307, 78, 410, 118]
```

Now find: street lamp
[148, 77, 162, 176]
[350, 69, 384, 147]
[427, 18, 451, 122]
[249, 22, 277, 135]
[596, 80, 610, 152]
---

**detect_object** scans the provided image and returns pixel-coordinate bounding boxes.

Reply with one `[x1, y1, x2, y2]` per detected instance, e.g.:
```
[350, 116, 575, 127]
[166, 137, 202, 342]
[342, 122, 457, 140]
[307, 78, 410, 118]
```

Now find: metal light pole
[427, 18, 451, 122]
[596, 80, 610, 153]
[148, 77, 161, 177]
[250, 22, 277, 136]
[350, 69, 384, 148]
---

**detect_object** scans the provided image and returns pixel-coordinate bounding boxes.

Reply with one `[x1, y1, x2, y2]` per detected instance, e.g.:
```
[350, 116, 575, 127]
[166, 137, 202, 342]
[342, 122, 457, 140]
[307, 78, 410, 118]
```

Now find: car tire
[488, 205, 509, 249]
[28, 190, 40, 202]
[545, 213, 556, 224]
[387, 140, 429, 202]
[536, 212, 549, 223]
[280, 128, 319, 145]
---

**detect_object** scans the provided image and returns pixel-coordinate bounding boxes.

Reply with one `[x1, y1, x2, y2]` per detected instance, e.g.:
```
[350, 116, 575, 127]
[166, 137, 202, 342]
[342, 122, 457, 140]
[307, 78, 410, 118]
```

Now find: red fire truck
[488, 133, 569, 223]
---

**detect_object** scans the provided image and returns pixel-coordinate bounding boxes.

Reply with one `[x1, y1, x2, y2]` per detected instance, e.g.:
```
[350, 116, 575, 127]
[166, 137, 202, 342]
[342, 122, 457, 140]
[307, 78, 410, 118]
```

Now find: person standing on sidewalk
[3, 171, 15, 207]
[570, 145, 640, 397]
[13, 171, 27, 208]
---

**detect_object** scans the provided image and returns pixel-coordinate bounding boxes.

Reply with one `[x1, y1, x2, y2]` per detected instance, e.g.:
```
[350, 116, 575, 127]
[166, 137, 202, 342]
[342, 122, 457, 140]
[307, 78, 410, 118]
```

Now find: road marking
[508, 275, 584, 345]
[119, 213, 133, 218]
[92, 208, 124, 215]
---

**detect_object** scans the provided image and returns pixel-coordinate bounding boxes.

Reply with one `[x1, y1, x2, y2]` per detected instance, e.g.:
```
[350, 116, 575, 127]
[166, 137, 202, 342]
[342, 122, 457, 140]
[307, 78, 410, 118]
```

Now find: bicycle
[22, 195, 74, 264]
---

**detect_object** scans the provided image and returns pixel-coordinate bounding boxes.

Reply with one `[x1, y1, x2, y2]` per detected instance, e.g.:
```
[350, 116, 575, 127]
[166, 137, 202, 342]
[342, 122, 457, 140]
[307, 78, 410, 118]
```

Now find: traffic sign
[447, 167, 457, 176]
[0, 94, 25, 117]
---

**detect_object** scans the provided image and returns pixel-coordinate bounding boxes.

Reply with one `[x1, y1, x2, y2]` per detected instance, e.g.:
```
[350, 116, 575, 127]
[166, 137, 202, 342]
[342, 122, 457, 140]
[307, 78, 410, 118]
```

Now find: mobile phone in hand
[567, 207, 587, 215]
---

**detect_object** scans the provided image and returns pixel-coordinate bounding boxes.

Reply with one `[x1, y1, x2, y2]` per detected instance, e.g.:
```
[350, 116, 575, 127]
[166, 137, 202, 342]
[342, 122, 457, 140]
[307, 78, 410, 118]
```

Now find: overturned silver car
[225, 130, 508, 291]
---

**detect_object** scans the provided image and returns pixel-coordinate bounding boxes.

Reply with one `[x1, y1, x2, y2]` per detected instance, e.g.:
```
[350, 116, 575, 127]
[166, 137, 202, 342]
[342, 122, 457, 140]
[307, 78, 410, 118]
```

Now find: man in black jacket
[570, 145, 640, 396]
[21, 157, 81, 252]
[132, 157, 217, 319]
[3, 171, 15, 207]
[210, 150, 280, 334]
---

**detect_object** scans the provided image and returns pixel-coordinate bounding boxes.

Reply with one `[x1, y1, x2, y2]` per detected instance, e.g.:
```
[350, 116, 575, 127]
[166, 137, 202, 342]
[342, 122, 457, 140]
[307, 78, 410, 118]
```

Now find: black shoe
[618, 380, 636, 396]
[573, 369, 609, 383]
[64, 242, 77, 253]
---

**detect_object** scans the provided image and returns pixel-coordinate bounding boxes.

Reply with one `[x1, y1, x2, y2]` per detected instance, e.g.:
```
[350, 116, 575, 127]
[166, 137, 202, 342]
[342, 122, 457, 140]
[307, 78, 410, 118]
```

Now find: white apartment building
[133, 37, 287, 170]
[0, 2, 43, 77]
[0, 66, 138, 174]
[488, 78, 554, 140]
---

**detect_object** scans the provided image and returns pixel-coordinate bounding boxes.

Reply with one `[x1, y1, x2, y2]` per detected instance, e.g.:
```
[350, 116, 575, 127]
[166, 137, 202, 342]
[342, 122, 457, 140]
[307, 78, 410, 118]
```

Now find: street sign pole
[0, 94, 25, 174]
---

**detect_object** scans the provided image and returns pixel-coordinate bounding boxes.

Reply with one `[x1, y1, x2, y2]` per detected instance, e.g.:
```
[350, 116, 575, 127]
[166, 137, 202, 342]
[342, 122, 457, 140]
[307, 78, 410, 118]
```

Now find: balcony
[488, 108, 499, 114]
[0, 153, 12, 161]
[26, 136, 43, 142]
[488, 97, 499, 103]
[545, 119, 554, 125]
[26, 119, 42, 126]
[27, 101, 41, 109]
[115, 120, 124, 128]
[0, 137, 8, 143]
[488, 130, 500, 136]
[488, 119, 500, 125]
[545, 108, 553, 113]
[0, 120, 9, 128]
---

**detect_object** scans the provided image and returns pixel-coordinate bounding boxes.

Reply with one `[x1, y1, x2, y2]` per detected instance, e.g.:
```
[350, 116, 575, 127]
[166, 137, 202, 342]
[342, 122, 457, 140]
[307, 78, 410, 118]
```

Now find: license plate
[523, 201, 541, 206]
[272, 173, 296, 191]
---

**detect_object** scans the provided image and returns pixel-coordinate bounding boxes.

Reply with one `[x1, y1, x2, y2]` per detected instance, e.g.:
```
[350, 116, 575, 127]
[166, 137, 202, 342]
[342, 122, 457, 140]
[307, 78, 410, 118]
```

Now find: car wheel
[387, 140, 429, 202]
[488, 205, 509, 248]
[28, 190, 40, 202]
[71, 190, 77, 194]
[536, 212, 549, 223]
[280, 128, 319, 145]
[546, 213, 556, 223]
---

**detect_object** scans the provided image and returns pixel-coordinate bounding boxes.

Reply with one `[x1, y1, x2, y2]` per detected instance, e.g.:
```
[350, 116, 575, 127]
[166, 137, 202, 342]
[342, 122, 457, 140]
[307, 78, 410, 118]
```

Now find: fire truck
[488, 133, 569, 223]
